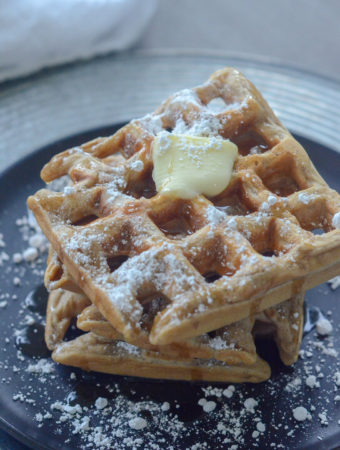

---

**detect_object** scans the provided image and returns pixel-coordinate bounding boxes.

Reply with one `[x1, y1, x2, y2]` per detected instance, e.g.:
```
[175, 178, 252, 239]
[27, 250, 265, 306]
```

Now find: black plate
[0, 126, 340, 450]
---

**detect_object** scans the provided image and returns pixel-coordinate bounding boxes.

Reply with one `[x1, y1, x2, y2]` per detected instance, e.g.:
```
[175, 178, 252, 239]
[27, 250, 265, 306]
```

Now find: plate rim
[1, 48, 340, 92]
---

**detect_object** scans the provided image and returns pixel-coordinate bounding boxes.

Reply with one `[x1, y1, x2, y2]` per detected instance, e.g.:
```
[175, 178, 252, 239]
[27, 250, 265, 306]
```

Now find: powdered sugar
[318, 412, 328, 426]
[256, 421, 266, 432]
[95, 397, 108, 410]
[205, 205, 226, 228]
[306, 375, 320, 389]
[96, 243, 204, 326]
[172, 115, 223, 138]
[161, 402, 170, 412]
[28, 233, 46, 251]
[128, 417, 148, 430]
[0, 233, 5, 248]
[155, 130, 172, 153]
[12, 253, 23, 264]
[116, 341, 141, 356]
[27, 359, 55, 374]
[328, 276, 340, 290]
[316, 316, 333, 336]
[298, 192, 314, 205]
[198, 398, 217, 413]
[23, 247, 39, 262]
[0, 250, 9, 266]
[293, 406, 310, 422]
[332, 211, 340, 229]
[208, 336, 234, 350]
[130, 160, 144, 172]
[223, 385, 235, 399]
[244, 398, 258, 413]
[267, 194, 278, 206]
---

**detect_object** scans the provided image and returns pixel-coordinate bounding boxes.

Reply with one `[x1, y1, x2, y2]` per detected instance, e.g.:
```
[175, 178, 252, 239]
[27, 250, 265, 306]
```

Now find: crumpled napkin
[0, 0, 157, 82]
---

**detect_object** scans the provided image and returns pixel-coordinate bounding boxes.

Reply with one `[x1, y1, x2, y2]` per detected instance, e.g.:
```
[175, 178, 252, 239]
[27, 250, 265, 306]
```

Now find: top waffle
[28, 67, 340, 346]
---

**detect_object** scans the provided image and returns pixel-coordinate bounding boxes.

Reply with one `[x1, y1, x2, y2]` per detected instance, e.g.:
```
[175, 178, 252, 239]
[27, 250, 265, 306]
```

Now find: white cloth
[0, 0, 157, 82]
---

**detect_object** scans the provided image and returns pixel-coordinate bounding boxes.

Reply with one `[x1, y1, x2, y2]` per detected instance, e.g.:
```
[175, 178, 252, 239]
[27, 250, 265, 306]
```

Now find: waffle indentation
[139, 294, 170, 332]
[72, 215, 100, 226]
[185, 235, 238, 283]
[289, 192, 335, 233]
[256, 154, 302, 197]
[246, 219, 291, 258]
[203, 272, 222, 283]
[212, 179, 255, 216]
[232, 129, 270, 156]
[126, 171, 156, 199]
[149, 201, 204, 240]
[106, 255, 129, 273]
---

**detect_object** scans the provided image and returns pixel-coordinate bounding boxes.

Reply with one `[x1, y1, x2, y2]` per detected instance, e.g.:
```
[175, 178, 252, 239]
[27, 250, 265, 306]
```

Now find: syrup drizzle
[15, 322, 49, 358]
[16, 285, 50, 358]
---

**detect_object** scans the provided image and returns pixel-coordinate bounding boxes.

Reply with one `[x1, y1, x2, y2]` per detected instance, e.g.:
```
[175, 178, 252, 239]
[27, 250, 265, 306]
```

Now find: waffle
[76, 303, 257, 365]
[254, 293, 304, 365]
[52, 332, 270, 383]
[28, 67, 340, 350]
[46, 288, 304, 383]
[46, 289, 268, 382]
[45, 247, 81, 293]
[77, 294, 304, 367]
[45, 288, 90, 350]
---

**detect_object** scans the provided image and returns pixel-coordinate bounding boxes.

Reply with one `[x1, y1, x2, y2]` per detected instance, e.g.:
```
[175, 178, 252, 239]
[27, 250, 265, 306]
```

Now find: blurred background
[1, 0, 339, 171]
[1, 0, 340, 82]
[0, 1, 340, 448]
[137, 0, 340, 79]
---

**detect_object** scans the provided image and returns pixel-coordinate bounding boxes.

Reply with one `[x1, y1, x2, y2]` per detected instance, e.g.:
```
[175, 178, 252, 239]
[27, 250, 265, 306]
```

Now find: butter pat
[152, 133, 238, 199]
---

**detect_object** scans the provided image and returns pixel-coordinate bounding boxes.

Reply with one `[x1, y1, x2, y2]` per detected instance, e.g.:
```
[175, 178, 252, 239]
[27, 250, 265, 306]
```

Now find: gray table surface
[137, 0, 340, 81]
[1, 1, 340, 448]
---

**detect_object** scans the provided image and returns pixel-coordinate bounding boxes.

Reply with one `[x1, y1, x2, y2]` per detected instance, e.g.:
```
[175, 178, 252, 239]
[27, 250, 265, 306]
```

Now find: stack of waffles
[27, 68, 340, 383]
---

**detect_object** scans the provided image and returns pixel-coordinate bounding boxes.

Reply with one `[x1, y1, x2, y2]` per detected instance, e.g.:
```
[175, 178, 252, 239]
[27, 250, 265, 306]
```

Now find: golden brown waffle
[47, 288, 257, 365]
[28, 67, 340, 347]
[45, 247, 81, 293]
[46, 288, 303, 376]
[45, 248, 304, 366]
[50, 291, 302, 383]
[45, 289, 90, 350]
[77, 293, 304, 366]
[253, 293, 304, 365]
[78, 298, 304, 367]
[52, 332, 271, 383]
[77, 304, 257, 365]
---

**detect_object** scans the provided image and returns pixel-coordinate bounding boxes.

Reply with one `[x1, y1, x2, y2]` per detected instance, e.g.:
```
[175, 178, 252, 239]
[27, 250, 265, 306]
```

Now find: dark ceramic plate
[0, 126, 339, 450]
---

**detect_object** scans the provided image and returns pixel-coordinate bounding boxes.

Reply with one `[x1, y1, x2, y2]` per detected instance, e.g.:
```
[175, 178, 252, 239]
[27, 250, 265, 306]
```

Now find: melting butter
[152, 133, 238, 199]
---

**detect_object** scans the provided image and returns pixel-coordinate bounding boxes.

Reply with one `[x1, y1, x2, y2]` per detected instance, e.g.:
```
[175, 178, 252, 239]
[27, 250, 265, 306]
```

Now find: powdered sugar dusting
[332, 211, 340, 229]
[316, 316, 333, 336]
[293, 406, 311, 422]
[128, 417, 147, 430]
[328, 276, 340, 290]
[298, 192, 315, 205]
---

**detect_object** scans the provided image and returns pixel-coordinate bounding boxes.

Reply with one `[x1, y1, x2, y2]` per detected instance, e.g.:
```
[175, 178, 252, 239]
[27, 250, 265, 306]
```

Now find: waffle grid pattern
[28, 68, 340, 349]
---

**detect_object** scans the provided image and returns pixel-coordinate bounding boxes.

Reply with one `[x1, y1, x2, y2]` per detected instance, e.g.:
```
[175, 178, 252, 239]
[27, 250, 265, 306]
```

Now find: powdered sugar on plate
[328, 275, 340, 290]
[2, 279, 340, 450]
